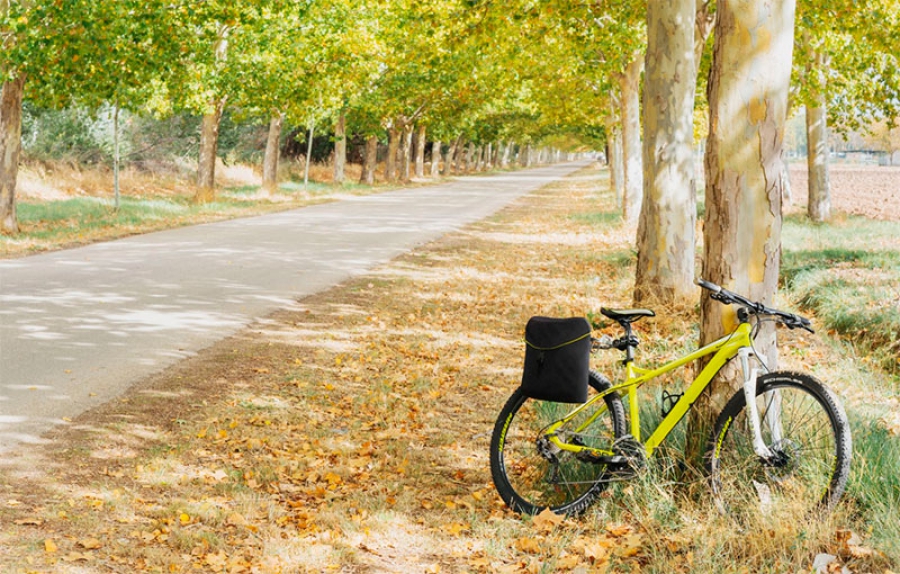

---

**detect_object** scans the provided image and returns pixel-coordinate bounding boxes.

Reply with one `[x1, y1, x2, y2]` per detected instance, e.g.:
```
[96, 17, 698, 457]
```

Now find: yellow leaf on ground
[180, 513, 191, 525]
[443, 522, 468, 536]
[606, 523, 634, 538]
[62, 552, 92, 562]
[78, 538, 102, 549]
[44, 539, 58, 553]
[532, 507, 564, 532]
[514, 537, 542, 554]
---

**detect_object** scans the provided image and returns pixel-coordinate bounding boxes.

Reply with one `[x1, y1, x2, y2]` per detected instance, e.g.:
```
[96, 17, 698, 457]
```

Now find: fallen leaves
[1, 165, 896, 574]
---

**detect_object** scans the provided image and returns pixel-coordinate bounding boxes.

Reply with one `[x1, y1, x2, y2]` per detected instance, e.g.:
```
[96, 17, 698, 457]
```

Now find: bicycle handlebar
[697, 279, 814, 333]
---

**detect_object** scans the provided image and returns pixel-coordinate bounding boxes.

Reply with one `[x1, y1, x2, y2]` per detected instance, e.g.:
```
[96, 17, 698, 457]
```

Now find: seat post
[617, 321, 638, 364]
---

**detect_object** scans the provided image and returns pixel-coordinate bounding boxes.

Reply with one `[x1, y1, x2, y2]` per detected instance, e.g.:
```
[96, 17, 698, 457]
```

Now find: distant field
[788, 163, 900, 221]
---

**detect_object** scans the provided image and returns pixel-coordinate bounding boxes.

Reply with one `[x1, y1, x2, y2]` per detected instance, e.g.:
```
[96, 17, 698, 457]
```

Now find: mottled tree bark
[697, 0, 796, 420]
[430, 140, 441, 176]
[455, 139, 468, 172]
[414, 124, 427, 178]
[620, 54, 644, 222]
[386, 126, 400, 182]
[606, 97, 625, 211]
[262, 112, 284, 195]
[806, 47, 831, 223]
[400, 124, 413, 182]
[501, 142, 512, 168]
[360, 135, 378, 185]
[195, 97, 226, 203]
[443, 136, 459, 176]
[0, 74, 25, 235]
[634, 0, 697, 306]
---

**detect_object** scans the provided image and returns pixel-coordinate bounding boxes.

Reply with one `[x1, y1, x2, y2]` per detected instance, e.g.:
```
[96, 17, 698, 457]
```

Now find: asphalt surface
[0, 161, 589, 454]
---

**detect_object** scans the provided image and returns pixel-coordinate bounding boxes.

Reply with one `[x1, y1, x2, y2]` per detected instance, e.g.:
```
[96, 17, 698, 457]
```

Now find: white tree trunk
[620, 54, 644, 222]
[806, 47, 831, 223]
[415, 124, 427, 178]
[699, 0, 796, 411]
[400, 124, 413, 182]
[634, 0, 697, 305]
[430, 140, 441, 176]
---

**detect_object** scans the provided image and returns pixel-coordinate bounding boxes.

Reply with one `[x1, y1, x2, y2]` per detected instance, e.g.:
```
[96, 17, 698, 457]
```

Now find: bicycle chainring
[612, 435, 647, 474]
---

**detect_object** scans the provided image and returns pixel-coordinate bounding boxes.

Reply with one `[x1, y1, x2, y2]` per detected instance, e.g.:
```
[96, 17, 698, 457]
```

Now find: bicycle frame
[545, 321, 768, 458]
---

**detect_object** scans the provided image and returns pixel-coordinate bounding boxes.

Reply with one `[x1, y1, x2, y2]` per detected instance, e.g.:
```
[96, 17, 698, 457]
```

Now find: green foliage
[21, 104, 271, 167]
[21, 103, 107, 163]
[793, 0, 900, 130]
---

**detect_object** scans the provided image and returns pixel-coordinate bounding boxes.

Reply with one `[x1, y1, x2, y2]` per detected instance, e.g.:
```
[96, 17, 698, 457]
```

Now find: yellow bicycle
[490, 279, 852, 516]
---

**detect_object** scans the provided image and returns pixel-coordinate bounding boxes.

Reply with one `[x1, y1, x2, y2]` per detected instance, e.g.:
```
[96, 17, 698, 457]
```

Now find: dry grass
[0, 164, 894, 573]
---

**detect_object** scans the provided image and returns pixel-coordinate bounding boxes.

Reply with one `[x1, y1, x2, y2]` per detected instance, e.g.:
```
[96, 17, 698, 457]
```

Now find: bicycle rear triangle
[489, 279, 851, 517]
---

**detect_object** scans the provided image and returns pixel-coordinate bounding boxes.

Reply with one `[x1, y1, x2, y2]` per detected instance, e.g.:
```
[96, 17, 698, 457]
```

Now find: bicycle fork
[738, 348, 781, 460]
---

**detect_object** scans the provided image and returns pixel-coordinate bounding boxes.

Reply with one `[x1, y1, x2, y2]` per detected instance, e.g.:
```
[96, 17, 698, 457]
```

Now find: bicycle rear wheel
[490, 371, 627, 515]
[707, 371, 851, 516]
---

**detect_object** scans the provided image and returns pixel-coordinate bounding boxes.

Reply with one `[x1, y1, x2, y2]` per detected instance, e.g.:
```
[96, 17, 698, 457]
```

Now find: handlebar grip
[696, 279, 721, 294]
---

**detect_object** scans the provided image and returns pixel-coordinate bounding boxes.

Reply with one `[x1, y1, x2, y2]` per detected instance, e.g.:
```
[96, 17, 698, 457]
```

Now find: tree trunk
[430, 140, 441, 176]
[696, 0, 795, 426]
[443, 137, 459, 175]
[620, 54, 644, 222]
[806, 48, 831, 223]
[113, 102, 121, 210]
[0, 74, 25, 235]
[606, 104, 625, 208]
[262, 111, 284, 194]
[522, 144, 532, 167]
[333, 110, 347, 186]
[303, 121, 315, 191]
[386, 126, 400, 182]
[360, 134, 378, 185]
[415, 124, 427, 178]
[501, 142, 512, 168]
[467, 142, 477, 172]
[195, 98, 226, 203]
[455, 139, 468, 172]
[634, 0, 697, 306]
[400, 124, 413, 182]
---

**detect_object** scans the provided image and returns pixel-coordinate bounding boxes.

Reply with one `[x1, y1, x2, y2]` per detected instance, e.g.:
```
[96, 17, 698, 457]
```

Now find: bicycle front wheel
[707, 371, 851, 516]
[490, 371, 627, 516]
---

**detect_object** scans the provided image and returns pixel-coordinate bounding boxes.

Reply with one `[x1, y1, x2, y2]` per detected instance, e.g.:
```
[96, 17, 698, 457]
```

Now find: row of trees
[626, 0, 897, 419]
[2, 3, 898, 347]
[1, 1, 577, 229]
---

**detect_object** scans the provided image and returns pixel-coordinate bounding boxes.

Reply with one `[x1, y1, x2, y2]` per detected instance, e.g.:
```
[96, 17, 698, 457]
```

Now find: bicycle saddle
[600, 308, 656, 324]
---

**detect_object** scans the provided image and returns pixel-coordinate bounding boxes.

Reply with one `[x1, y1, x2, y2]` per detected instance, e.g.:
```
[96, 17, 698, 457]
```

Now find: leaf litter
[0, 164, 895, 573]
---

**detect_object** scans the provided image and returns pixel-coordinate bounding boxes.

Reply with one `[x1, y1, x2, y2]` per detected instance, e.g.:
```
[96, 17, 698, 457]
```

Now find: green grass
[569, 210, 622, 226]
[782, 215, 900, 376]
[846, 416, 900, 562]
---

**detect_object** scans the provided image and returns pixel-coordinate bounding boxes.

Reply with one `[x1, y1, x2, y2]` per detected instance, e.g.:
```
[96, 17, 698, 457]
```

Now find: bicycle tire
[490, 371, 627, 516]
[707, 371, 851, 515]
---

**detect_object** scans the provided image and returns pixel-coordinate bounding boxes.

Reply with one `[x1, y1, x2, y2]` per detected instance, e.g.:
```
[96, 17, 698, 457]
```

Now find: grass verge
[781, 214, 900, 377]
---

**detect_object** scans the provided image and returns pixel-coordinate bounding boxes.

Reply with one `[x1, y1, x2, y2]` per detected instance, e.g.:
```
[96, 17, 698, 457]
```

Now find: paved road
[0, 162, 588, 453]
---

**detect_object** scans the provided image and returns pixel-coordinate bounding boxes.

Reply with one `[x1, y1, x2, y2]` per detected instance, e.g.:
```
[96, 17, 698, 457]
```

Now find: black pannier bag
[520, 316, 592, 403]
